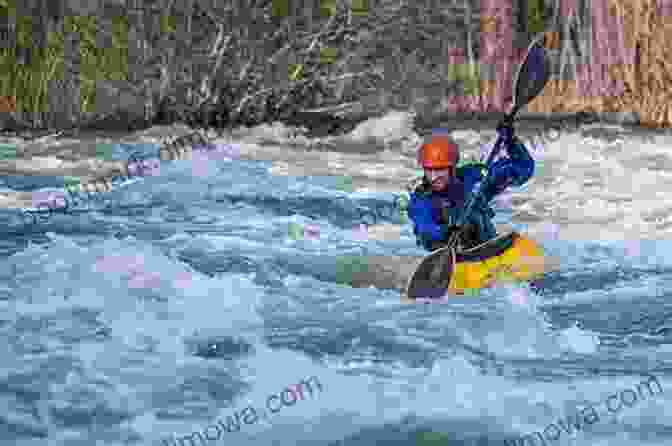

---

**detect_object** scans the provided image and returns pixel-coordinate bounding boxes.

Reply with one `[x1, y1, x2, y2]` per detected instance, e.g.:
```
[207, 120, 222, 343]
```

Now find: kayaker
[407, 122, 535, 252]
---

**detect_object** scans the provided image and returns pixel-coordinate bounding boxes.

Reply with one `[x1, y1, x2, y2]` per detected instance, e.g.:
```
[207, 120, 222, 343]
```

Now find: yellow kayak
[446, 231, 549, 295]
[336, 231, 554, 298]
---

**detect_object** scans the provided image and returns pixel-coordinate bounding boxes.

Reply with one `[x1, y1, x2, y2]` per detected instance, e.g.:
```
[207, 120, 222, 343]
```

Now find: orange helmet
[417, 135, 460, 169]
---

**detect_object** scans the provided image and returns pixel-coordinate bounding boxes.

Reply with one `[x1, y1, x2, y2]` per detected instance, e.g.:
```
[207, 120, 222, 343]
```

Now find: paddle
[405, 34, 551, 300]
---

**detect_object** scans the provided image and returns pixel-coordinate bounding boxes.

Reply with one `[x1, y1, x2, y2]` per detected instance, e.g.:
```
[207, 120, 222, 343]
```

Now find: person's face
[425, 167, 455, 192]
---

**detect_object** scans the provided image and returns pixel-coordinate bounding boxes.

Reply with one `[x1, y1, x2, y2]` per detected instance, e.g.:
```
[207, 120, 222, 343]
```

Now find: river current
[0, 112, 670, 446]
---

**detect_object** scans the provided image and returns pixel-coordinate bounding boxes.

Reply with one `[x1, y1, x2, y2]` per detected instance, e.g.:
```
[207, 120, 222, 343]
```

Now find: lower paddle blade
[406, 248, 455, 299]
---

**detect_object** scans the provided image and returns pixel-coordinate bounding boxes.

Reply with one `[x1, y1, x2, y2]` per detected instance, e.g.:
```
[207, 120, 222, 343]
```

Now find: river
[0, 111, 669, 445]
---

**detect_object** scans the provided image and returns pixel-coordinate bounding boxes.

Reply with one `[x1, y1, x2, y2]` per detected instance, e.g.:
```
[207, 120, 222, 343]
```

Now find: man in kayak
[407, 121, 535, 252]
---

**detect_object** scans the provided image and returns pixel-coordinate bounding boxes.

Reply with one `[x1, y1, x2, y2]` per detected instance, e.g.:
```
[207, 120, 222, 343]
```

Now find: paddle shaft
[446, 112, 514, 247]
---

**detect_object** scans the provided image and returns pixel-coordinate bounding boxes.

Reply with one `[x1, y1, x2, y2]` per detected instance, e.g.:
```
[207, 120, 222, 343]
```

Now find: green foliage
[0, 1, 129, 117]
[160, 14, 176, 35]
[63, 15, 129, 114]
[527, 0, 546, 34]
[0, 9, 64, 114]
[320, 47, 337, 64]
[447, 63, 481, 97]
[288, 63, 305, 81]
[320, 0, 337, 17]
[462, 75, 480, 96]
[352, 0, 368, 16]
[272, 0, 290, 17]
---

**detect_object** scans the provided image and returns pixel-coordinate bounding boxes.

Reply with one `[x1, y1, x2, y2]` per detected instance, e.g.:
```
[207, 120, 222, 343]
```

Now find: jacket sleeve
[408, 193, 445, 249]
[481, 137, 535, 202]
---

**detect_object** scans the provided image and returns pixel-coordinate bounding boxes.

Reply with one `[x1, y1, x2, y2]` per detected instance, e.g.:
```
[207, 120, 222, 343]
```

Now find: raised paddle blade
[510, 34, 551, 116]
[405, 246, 455, 299]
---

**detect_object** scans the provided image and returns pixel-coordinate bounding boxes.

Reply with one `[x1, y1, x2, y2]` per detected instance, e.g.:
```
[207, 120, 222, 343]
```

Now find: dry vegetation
[0, 0, 503, 134]
[526, 0, 672, 128]
[1, 0, 672, 133]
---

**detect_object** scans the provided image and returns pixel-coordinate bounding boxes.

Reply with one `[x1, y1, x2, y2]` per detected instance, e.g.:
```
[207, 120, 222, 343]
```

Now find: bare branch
[197, 29, 232, 107]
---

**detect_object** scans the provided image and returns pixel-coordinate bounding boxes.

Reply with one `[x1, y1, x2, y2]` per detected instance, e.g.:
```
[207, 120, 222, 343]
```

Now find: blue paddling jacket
[407, 137, 535, 252]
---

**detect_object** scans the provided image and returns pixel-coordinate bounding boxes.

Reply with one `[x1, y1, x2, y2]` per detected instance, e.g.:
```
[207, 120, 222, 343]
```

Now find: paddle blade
[511, 34, 551, 115]
[405, 248, 455, 299]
